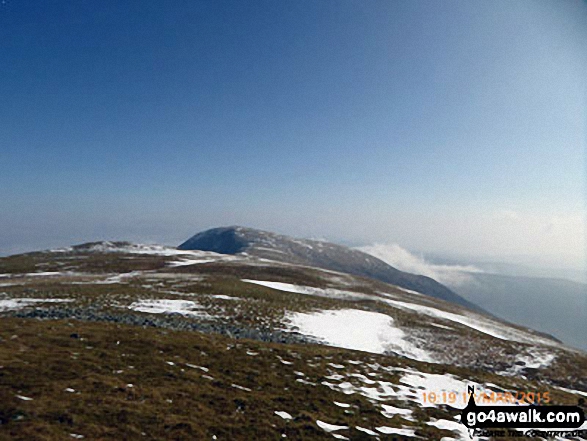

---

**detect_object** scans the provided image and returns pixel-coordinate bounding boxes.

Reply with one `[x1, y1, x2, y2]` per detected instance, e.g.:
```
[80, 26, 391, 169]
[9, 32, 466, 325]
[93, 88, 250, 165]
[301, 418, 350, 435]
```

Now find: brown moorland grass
[0, 317, 466, 441]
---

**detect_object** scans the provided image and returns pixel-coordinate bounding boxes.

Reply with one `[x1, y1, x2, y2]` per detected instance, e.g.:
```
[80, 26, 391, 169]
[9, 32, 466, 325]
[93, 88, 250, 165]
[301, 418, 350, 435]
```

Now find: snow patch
[334, 401, 350, 408]
[185, 364, 209, 372]
[555, 386, 587, 398]
[71, 242, 213, 257]
[168, 258, 219, 267]
[208, 294, 239, 301]
[376, 426, 416, 436]
[356, 426, 378, 436]
[25, 271, 62, 277]
[380, 403, 412, 418]
[285, 308, 433, 362]
[316, 420, 348, 432]
[96, 271, 143, 284]
[0, 298, 73, 312]
[504, 347, 556, 376]
[231, 383, 252, 392]
[242, 280, 373, 301]
[127, 299, 213, 319]
[274, 411, 292, 420]
[61, 242, 238, 267]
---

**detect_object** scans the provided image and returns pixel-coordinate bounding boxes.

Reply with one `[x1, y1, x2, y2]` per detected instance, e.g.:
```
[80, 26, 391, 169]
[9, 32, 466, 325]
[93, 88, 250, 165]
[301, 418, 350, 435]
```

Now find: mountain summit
[178, 226, 481, 311]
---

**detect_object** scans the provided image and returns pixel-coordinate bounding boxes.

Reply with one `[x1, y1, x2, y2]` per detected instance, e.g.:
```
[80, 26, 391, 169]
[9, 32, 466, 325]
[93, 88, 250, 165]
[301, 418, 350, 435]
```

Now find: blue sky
[1, 0, 585, 269]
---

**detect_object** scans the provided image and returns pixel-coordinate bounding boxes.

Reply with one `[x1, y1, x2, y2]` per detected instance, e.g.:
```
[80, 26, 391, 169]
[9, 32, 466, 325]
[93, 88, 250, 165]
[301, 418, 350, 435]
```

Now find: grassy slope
[0, 318, 454, 440]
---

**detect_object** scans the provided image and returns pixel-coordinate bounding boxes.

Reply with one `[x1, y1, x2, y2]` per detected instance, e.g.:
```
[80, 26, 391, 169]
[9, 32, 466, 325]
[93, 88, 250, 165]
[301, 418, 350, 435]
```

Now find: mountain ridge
[178, 226, 484, 313]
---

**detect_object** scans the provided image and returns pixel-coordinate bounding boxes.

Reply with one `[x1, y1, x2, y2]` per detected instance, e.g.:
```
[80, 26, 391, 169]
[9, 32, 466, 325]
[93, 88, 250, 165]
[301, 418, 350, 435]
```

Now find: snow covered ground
[53, 242, 203, 256]
[168, 258, 222, 267]
[318, 362, 518, 440]
[0, 298, 73, 311]
[242, 279, 373, 301]
[127, 299, 213, 319]
[503, 347, 557, 376]
[242, 278, 561, 368]
[243, 279, 555, 348]
[24, 271, 63, 277]
[95, 271, 144, 284]
[52, 242, 238, 267]
[285, 308, 434, 362]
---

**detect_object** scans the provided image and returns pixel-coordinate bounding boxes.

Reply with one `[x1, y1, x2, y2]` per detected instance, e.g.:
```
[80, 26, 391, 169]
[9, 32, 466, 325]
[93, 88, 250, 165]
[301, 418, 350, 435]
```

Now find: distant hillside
[178, 226, 483, 312]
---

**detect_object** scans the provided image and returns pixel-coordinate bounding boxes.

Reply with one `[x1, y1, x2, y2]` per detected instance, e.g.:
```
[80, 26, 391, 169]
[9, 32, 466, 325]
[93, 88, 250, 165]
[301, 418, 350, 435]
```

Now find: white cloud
[356, 243, 484, 287]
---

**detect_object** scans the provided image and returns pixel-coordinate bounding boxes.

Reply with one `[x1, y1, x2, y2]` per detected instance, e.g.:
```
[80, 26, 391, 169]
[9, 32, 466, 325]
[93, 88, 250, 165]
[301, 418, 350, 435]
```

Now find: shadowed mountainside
[179, 226, 484, 313]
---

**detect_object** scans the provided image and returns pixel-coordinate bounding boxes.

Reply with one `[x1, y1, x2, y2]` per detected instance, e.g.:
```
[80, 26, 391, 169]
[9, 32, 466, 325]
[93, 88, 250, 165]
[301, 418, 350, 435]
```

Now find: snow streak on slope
[242, 279, 372, 300]
[168, 258, 227, 267]
[0, 298, 73, 311]
[381, 298, 555, 346]
[286, 309, 434, 362]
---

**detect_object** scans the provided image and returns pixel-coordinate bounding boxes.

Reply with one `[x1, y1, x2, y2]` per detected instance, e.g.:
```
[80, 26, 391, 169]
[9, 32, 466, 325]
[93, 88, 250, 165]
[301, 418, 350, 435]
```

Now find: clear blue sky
[1, 0, 585, 269]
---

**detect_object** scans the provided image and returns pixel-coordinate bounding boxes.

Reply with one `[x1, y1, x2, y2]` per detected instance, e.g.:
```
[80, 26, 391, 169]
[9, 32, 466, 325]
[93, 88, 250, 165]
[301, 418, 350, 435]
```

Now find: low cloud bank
[356, 243, 484, 287]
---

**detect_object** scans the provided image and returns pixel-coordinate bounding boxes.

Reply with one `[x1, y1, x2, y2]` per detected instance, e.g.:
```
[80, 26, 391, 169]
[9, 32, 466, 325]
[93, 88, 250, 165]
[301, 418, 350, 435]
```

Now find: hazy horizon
[1, 225, 585, 283]
[1, 1, 585, 275]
